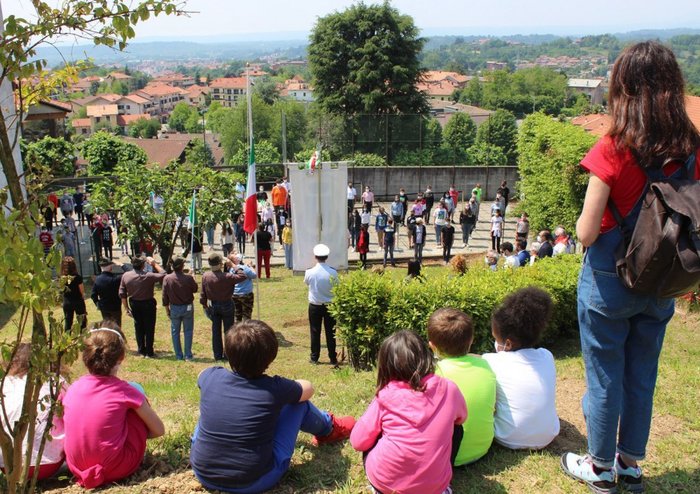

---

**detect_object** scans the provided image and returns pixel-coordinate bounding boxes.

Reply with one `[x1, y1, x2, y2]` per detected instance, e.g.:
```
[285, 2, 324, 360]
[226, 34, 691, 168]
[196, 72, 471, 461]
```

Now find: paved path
[66, 200, 520, 277]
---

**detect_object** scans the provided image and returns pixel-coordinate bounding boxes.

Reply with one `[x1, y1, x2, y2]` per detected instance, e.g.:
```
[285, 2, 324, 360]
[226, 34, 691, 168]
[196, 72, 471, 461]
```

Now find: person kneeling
[190, 320, 355, 493]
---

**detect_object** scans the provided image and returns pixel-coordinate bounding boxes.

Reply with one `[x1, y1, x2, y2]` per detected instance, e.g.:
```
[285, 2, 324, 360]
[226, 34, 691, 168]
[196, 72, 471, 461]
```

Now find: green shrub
[330, 255, 582, 370]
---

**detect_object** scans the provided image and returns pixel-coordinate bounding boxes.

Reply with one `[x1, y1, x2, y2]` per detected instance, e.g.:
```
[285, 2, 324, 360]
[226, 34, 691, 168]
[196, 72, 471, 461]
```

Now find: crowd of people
[4, 41, 694, 494]
[1, 283, 559, 494]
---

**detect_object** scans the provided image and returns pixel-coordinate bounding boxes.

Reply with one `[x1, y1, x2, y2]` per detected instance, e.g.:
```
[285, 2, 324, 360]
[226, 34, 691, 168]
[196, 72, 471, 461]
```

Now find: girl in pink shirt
[350, 330, 467, 494]
[62, 321, 165, 489]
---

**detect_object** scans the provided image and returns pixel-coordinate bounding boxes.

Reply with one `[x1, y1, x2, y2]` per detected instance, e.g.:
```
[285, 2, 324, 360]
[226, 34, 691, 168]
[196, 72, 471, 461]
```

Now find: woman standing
[356, 224, 370, 270]
[561, 42, 700, 494]
[255, 223, 273, 279]
[281, 219, 293, 270]
[221, 222, 234, 258]
[61, 256, 87, 332]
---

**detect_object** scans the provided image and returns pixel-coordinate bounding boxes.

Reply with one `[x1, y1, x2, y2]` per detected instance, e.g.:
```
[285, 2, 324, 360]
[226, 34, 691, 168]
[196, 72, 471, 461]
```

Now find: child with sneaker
[428, 308, 497, 466]
[351, 330, 467, 494]
[482, 287, 560, 450]
[62, 321, 165, 488]
[190, 320, 355, 493]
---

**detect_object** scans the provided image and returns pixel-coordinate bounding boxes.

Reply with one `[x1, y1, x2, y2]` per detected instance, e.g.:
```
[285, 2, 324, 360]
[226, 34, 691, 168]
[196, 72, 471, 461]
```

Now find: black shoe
[309, 359, 319, 365]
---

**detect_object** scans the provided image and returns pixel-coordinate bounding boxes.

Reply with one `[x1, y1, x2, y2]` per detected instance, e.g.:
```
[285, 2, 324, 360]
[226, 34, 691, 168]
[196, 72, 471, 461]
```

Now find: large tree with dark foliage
[308, 2, 428, 117]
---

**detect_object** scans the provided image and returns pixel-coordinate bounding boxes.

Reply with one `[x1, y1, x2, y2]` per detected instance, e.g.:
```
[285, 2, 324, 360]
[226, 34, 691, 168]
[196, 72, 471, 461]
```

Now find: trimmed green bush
[330, 255, 582, 370]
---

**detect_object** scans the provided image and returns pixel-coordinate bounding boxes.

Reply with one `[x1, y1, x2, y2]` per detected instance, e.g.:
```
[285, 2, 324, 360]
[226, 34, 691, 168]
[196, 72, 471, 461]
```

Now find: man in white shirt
[304, 244, 339, 367]
[347, 182, 357, 213]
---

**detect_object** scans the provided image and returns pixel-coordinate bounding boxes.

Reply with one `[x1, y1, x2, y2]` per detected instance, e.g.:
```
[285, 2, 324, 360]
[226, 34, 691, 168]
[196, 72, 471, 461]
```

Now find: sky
[2, 0, 700, 41]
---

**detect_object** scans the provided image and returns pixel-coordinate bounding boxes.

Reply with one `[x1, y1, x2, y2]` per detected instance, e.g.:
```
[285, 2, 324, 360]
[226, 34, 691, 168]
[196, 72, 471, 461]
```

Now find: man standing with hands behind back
[162, 257, 198, 361]
[119, 255, 166, 358]
[304, 244, 339, 368]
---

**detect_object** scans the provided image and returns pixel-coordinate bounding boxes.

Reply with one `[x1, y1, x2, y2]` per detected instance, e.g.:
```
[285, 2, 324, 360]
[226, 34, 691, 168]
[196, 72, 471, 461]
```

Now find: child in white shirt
[482, 287, 560, 450]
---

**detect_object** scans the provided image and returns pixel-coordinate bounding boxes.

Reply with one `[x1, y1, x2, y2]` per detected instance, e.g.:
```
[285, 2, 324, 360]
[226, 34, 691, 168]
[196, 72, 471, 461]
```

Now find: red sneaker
[312, 413, 356, 446]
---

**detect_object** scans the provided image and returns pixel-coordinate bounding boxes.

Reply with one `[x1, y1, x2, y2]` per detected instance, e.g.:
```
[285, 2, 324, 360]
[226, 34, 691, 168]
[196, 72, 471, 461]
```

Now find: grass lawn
[3, 264, 699, 493]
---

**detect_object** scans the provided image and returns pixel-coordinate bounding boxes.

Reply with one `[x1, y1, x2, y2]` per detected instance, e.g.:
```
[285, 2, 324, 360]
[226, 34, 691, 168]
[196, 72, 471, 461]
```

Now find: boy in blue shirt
[191, 320, 355, 492]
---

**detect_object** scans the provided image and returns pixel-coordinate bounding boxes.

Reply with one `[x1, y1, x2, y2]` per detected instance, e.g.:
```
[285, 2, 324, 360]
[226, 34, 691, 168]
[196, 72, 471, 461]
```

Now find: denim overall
[577, 163, 688, 468]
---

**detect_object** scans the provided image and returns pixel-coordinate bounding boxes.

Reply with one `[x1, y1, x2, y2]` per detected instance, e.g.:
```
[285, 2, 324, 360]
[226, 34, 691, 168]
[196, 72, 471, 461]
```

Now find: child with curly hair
[482, 287, 560, 450]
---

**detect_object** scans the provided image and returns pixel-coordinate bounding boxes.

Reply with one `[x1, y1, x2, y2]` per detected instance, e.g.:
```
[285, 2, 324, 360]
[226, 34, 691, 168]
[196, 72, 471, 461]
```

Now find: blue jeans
[191, 401, 332, 493]
[577, 222, 674, 468]
[170, 303, 194, 360]
[434, 224, 443, 244]
[210, 300, 234, 360]
[383, 244, 394, 266]
[283, 243, 293, 269]
[414, 243, 424, 263]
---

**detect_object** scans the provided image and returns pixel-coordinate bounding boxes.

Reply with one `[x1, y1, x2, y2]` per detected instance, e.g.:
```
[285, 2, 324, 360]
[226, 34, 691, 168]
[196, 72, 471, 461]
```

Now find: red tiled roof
[686, 95, 700, 132]
[140, 83, 187, 97]
[571, 96, 700, 137]
[210, 77, 247, 89]
[123, 137, 189, 167]
[117, 114, 151, 126]
[570, 113, 611, 137]
[71, 118, 91, 128]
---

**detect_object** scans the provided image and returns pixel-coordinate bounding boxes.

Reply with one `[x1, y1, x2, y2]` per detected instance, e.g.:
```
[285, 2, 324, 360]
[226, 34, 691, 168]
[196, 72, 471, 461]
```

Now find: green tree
[168, 102, 196, 132]
[186, 138, 214, 167]
[466, 142, 507, 166]
[476, 109, 519, 165]
[517, 113, 597, 233]
[184, 111, 203, 134]
[81, 131, 148, 175]
[128, 117, 160, 138]
[230, 140, 281, 182]
[219, 96, 274, 161]
[308, 2, 428, 116]
[91, 161, 242, 267]
[271, 100, 309, 161]
[253, 76, 281, 105]
[461, 77, 483, 107]
[443, 113, 477, 154]
[23, 137, 75, 177]
[0, 2, 185, 493]
[422, 118, 443, 149]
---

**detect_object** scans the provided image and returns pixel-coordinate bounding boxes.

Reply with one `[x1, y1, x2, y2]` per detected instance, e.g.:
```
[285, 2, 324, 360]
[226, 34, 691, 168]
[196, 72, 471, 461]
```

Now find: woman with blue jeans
[561, 41, 700, 494]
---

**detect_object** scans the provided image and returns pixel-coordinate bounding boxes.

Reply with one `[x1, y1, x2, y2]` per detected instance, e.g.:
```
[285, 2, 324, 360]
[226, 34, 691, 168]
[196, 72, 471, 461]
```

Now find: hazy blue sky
[2, 0, 699, 40]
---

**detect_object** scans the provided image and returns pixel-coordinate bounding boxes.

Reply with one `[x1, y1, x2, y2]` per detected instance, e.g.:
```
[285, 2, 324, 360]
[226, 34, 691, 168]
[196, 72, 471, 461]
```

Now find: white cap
[313, 243, 330, 257]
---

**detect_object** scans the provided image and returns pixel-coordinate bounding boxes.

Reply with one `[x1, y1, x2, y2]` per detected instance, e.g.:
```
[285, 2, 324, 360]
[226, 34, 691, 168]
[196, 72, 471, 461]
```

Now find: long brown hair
[376, 330, 434, 393]
[61, 256, 78, 277]
[608, 41, 700, 167]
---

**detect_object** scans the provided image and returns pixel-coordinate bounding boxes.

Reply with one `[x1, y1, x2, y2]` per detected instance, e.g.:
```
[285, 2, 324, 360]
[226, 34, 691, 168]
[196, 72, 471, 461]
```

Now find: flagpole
[246, 64, 261, 320]
[189, 189, 196, 263]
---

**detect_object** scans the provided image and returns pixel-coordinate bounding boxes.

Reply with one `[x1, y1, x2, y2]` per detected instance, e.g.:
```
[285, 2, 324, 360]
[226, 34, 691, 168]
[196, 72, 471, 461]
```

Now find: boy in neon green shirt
[428, 308, 496, 465]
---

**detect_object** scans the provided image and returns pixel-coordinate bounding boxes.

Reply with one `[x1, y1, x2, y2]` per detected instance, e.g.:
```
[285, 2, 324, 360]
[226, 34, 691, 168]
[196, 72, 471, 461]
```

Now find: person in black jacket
[91, 258, 123, 326]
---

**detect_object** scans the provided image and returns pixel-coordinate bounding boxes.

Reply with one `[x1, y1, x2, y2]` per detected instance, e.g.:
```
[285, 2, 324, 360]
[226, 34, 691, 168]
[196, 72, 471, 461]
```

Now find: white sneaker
[561, 453, 617, 494]
[614, 454, 644, 492]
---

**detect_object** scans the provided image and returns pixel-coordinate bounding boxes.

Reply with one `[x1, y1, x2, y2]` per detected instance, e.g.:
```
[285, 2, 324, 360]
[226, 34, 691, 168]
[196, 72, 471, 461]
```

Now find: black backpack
[609, 153, 700, 298]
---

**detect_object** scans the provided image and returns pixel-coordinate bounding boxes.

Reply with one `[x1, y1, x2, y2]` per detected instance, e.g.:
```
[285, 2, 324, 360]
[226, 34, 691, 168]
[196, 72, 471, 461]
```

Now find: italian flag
[243, 141, 258, 234]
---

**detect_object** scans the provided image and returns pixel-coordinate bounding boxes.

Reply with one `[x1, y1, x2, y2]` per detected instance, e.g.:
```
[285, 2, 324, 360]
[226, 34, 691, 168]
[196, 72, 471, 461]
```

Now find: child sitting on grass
[0, 343, 66, 480]
[351, 330, 467, 494]
[62, 321, 165, 488]
[428, 308, 497, 466]
[190, 320, 355, 493]
[482, 287, 560, 450]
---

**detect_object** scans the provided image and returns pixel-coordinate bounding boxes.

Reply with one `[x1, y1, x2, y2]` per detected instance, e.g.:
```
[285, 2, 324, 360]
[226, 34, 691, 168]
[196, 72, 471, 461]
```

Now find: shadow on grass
[273, 441, 352, 493]
[647, 467, 700, 493]
[0, 303, 18, 332]
[546, 332, 582, 360]
[276, 331, 293, 348]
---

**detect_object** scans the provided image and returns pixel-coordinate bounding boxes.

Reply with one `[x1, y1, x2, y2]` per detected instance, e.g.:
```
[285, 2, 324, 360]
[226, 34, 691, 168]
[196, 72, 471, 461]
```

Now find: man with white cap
[304, 244, 339, 367]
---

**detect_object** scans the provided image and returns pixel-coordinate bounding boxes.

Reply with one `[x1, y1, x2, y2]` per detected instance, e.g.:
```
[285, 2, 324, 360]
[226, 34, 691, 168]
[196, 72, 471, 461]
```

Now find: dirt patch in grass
[282, 317, 308, 328]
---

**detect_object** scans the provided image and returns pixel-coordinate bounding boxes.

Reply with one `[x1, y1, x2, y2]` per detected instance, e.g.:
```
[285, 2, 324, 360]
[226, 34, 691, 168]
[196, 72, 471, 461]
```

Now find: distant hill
[34, 40, 308, 66]
[31, 28, 700, 67]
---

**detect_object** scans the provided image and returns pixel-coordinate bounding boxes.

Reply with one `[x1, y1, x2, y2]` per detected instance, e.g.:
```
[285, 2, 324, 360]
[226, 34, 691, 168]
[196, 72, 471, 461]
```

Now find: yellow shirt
[281, 226, 292, 245]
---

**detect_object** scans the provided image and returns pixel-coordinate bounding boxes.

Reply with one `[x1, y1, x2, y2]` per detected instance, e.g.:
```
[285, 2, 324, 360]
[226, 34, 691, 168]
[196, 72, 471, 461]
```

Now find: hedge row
[330, 255, 582, 370]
